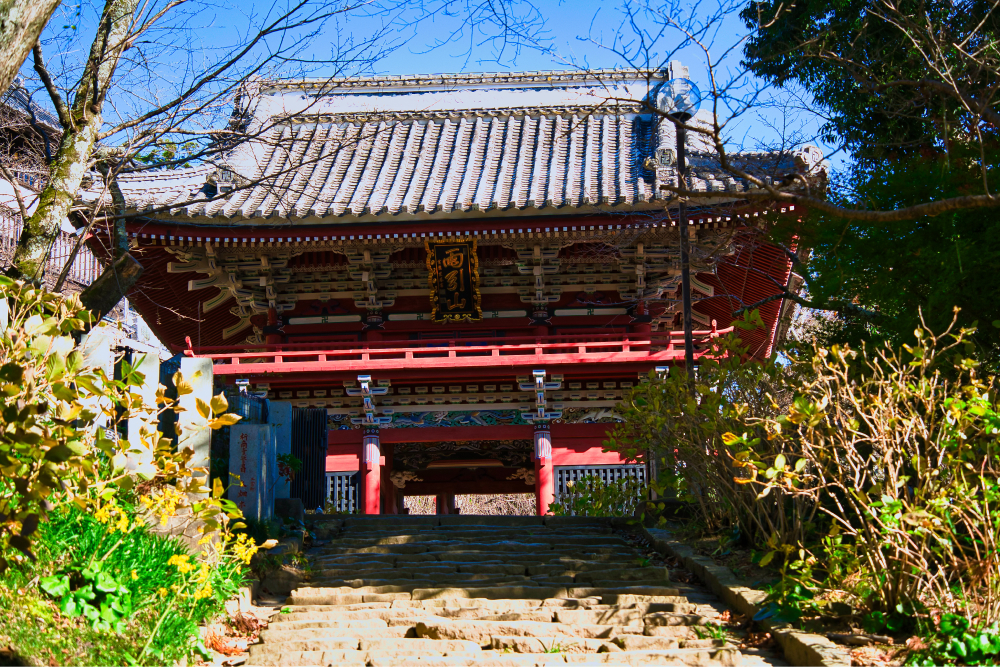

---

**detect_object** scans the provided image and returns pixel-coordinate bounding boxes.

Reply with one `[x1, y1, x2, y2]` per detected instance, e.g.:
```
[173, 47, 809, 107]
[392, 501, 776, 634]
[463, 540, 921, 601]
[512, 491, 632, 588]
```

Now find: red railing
[184, 328, 733, 376]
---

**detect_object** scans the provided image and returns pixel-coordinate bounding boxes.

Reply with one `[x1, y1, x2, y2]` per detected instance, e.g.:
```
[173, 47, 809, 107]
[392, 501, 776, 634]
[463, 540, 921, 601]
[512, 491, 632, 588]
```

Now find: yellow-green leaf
[210, 394, 229, 414]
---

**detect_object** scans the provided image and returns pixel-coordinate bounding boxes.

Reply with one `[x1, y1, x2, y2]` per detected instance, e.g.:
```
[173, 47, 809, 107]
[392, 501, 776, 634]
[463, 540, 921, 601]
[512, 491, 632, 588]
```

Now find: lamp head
[657, 78, 701, 120]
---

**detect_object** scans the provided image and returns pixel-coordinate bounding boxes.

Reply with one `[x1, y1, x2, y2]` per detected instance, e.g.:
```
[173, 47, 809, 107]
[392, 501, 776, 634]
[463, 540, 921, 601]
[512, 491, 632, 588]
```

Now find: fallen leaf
[850, 646, 893, 666]
[205, 630, 242, 656]
[741, 631, 775, 649]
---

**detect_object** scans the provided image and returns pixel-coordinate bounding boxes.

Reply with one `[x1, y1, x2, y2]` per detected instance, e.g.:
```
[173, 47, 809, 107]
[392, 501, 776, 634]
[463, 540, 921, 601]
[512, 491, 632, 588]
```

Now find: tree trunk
[78, 174, 142, 327]
[8, 117, 102, 281]
[5, 0, 137, 285]
[79, 252, 142, 322]
[0, 0, 61, 96]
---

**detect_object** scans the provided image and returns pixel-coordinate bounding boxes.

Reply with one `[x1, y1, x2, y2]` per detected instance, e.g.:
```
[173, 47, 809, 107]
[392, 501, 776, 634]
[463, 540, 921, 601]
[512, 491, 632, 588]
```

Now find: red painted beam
[326, 443, 361, 472]
[400, 480, 535, 496]
[552, 424, 614, 439]
[552, 445, 629, 466]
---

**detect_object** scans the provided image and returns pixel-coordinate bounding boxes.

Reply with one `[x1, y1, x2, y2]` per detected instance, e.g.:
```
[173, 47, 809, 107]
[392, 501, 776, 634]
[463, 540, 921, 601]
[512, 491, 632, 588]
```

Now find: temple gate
[86, 65, 820, 515]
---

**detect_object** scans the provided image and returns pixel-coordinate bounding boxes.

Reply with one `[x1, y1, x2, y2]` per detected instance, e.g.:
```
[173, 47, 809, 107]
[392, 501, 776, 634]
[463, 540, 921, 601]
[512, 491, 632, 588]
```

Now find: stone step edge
[640, 524, 848, 667]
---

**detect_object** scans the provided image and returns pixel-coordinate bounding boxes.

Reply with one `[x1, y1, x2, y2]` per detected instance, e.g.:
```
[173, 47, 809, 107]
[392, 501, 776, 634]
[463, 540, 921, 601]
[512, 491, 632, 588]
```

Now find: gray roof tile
[89, 70, 827, 222]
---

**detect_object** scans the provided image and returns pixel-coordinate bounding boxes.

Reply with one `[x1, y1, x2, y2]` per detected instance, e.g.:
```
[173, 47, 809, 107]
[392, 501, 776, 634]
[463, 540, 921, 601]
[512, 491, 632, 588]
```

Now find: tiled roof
[1, 79, 61, 131]
[94, 68, 826, 223]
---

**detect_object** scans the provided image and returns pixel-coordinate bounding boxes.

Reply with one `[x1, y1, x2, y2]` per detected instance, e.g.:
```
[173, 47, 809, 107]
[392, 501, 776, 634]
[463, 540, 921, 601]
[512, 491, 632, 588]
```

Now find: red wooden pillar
[534, 424, 554, 516]
[361, 427, 381, 514]
[381, 443, 396, 514]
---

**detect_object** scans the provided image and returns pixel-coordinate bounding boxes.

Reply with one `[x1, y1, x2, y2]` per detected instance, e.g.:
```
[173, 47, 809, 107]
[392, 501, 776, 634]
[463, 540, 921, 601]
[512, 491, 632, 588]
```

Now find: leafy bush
[0, 278, 243, 571]
[609, 309, 1000, 660]
[737, 314, 1000, 630]
[0, 278, 257, 664]
[606, 312, 798, 542]
[549, 474, 645, 517]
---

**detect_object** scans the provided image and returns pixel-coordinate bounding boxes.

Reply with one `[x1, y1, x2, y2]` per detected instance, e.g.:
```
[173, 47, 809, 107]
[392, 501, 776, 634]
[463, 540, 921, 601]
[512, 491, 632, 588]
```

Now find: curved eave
[122, 197, 752, 227]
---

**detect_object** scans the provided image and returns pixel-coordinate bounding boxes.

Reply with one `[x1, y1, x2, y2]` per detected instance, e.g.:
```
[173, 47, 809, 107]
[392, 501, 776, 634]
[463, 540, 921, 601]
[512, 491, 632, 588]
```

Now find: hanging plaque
[426, 239, 482, 323]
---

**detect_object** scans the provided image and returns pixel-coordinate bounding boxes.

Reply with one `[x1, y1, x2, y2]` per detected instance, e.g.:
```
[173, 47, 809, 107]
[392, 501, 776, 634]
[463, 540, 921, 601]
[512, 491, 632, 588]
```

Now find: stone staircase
[248, 516, 768, 667]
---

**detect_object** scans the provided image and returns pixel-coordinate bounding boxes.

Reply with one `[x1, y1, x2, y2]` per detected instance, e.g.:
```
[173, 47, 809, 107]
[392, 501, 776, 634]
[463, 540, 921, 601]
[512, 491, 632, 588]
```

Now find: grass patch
[0, 503, 247, 666]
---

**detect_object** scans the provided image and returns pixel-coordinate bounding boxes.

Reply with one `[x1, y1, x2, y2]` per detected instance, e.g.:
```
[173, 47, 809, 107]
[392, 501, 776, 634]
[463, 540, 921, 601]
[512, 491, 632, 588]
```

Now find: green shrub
[549, 474, 645, 517]
[0, 278, 256, 665]
[0, 278, 244, 571]
[735, 314, 1000, 633]
[606, 311, 797, 543]
[609, 309, 1000, 659]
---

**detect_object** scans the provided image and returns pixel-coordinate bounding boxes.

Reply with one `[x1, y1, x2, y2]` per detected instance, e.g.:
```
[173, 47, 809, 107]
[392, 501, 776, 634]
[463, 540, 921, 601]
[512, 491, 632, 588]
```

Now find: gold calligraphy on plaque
[425, 239, 482, 323]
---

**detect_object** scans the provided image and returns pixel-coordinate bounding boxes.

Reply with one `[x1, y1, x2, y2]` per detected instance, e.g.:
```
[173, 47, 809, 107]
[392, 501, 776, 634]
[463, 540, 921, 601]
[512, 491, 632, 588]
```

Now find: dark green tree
[740, 0, 1000, 359]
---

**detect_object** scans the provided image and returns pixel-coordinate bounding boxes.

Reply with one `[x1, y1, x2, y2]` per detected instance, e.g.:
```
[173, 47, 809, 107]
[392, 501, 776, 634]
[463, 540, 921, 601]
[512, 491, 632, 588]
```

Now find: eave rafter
[156, 219, 749, 341]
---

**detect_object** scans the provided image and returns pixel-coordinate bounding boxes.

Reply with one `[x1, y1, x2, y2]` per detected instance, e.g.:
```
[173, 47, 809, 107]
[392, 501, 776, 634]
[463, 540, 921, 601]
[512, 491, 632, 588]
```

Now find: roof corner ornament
[792, 145, 827, 178]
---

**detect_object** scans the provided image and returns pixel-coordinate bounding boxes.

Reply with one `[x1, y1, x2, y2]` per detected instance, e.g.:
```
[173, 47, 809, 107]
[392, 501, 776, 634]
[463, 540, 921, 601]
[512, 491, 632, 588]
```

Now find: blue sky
[31, 0, 834, 164]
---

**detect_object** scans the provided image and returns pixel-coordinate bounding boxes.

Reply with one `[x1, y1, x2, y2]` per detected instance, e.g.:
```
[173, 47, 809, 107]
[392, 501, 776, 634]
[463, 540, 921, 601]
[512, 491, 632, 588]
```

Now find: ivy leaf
[40, 574, 71, 598]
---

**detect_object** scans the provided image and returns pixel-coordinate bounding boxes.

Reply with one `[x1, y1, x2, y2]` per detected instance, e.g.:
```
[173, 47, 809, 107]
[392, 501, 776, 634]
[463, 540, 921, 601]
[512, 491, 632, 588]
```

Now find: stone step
[527, 564, 639, 576]
[567, 587, 682, 598]
[248, 636, 481, 656]
[245, 648, 367, 666]
[574, 569, 670, 583]
[265, 616, 390, 628]
[552, 609, 642, 625]
[311, 562, 541, 575]
[414, 620, 644, 643]
[248, 518, 750, 667]
[247, 649, 739, 667]
[327, 535, 629, 548]
[490, 636, 614, 653]
[308, 575, 532, 588]
[268, 617, 438, 630]
[411, 586, 569, 601]
[476, 611, 555, 622]
[286, 593, 386, 606]
[260, 626, 412, 641]
[362, 649, 740, 667]
[280, 598, 580, 616]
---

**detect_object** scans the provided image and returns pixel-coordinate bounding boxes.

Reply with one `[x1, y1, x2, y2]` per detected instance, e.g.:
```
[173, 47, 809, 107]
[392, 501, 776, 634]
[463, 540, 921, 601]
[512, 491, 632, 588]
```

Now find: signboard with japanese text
[426, 239, 482, 323]
[228, 424, 274, 521]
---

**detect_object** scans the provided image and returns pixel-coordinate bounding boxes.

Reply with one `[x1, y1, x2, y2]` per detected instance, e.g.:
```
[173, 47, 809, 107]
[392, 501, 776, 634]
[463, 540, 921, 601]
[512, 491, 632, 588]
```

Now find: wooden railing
[185, 328, 733, 376]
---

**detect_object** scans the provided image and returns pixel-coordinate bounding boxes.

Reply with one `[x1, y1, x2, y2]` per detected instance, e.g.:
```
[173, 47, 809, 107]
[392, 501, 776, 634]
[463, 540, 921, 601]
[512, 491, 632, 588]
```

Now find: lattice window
[553, 464, 646, 516]
[326, 472, 359, 514]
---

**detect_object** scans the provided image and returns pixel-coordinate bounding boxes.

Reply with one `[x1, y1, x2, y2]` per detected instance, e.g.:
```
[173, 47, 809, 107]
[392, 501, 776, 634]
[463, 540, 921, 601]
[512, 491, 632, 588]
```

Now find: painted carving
[393, 439, 533, 471]
[507, 467, 536, 485]
[557, 407, 622, 423]
[390, 471, 423, 488]
[389, 410, 531, 429]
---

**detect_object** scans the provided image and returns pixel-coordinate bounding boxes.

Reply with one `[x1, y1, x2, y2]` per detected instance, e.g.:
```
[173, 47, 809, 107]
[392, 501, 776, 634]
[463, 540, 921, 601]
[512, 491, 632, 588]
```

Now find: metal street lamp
[657, 76, 701, 381]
